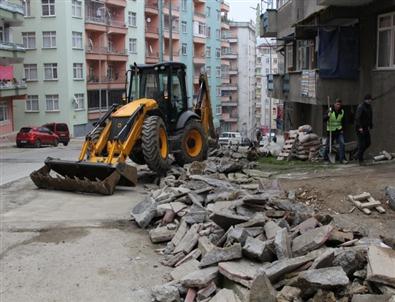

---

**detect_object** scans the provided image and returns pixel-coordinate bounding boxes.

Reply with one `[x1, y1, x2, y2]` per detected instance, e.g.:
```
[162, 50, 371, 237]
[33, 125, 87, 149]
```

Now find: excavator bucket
[30, 157, 137, 195]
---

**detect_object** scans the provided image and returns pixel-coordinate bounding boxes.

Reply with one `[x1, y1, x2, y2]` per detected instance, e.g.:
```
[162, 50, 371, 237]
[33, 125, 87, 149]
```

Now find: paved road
[0, 140, 82, 185]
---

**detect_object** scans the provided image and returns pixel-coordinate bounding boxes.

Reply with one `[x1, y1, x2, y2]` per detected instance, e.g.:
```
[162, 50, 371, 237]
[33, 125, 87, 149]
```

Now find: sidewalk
[0, 136, 85, 149]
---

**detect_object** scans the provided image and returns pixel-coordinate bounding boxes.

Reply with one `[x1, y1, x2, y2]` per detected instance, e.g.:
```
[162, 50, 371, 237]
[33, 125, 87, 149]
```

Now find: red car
[42, 123, 70, 146]
[16, 127, 60, 148]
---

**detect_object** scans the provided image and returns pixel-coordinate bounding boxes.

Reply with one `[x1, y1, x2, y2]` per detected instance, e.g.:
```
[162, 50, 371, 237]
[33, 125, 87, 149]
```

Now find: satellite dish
[146, 17, 151, 23]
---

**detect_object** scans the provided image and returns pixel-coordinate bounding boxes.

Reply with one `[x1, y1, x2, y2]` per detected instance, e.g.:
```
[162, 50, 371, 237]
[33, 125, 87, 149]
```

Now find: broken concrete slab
[243, 169, 273, 179]
[173, 223, 200, 254]
[296, 266, 349, 289]
[218, 259, 269, 288]
[198, 236, 215, 256]
[291, 217, 319, 234]
[170, 259, 200, 281]
[175, 249, 201, 267]
[328, 229, 354, 243]
[171, 219, 188, 247]
[200, 243, 242, 268]
[161, 252, 186, 267]
[184, 204, 207, 224]
[309, 249, 335, 270]
[130, 196, 157, 228]
[249, 272, 277, 302]
[181, 266, 218, 288]
[149, 226, 176, 243]
[210, 210, 249, 230]
[227, 227, 248, 245]
[276, 286, 301, 302]
[264, 221, 283, 240]
[351, 294, 394, 302]
[222, 277, 250, 302]
[385, 186, 395, 210]
[292, 225, 334, 256]
[366, 246, 395, 287]
[190, 175, 235, 189]
[242, 236, 275, 263]
[209, 288, 241, 302]
[274, 228, 292, 260]
[333, 248, 366, 276]
[151, 284, 180, 302]
[217, 160, 243, 174]
[197, 281, 217, 301]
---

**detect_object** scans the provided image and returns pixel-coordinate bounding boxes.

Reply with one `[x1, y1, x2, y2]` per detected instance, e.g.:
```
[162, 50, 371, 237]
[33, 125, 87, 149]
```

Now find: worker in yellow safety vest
[324, 99, 347, 164]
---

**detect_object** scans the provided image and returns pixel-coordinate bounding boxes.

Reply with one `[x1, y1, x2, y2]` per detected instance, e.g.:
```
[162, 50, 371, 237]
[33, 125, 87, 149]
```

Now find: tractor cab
[127, 62, 188, 130]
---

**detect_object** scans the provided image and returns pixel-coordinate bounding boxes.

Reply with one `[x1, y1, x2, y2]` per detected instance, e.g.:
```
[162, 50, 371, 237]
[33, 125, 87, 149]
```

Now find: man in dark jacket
[355, 94, 373, 165]
[324, 99, 347, 164]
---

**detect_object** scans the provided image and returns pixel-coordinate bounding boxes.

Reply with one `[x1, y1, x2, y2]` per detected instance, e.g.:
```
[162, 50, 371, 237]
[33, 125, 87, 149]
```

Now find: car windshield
[56, 124, 68, 132]
[20, 127, 31, 133]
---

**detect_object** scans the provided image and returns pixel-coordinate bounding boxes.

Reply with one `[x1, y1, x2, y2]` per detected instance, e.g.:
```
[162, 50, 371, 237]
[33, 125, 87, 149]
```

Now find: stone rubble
[131, 149, 395, 301]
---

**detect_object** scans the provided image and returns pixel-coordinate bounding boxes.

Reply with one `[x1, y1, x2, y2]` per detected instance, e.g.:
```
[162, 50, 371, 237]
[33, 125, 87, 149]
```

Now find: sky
[227, 0, 265, 23]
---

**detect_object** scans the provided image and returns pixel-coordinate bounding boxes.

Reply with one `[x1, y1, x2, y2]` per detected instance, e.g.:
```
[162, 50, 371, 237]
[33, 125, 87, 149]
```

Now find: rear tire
[16, 142, 22, 148]
[63, 141, 69, 146]
[53, 139, 58, 147]
[174, 119, 208, 166]
[141, 116, 170, 174]
[34, 139, 41, 148]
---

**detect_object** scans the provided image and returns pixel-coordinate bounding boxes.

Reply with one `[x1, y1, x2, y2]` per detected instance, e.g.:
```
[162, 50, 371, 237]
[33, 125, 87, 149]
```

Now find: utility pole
[169, 0, 173, 61]
[159, 0, 163, 62]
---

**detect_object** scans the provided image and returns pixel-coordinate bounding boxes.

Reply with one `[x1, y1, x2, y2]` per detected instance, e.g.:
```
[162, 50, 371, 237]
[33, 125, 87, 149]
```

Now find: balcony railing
[164, 26, 179, 33]
[146, 52, 159, 59]
[87, 75, 126, 84]
[85, 15, 126, 28]
[86, 46, 127, 55]
[0, 41, 25, 52]
[0, 79, 27, 90]
[0, 0, 24, 15]
[194, 12, 205, 18]
[145, 2, 158, 10]
[146, 25, 159, 34]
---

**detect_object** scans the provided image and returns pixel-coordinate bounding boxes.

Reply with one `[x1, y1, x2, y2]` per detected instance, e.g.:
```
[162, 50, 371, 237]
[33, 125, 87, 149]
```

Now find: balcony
[221, 16, 230, 30]
[221, 76, 230, 84]
[221, 40, 230, 48]
[85, 16, 127, 34]
[164, 51, 180, 62]
[86, 46, 128, 61]
[221, 112, 237, 122]
[221, 1, 230, 12]
[163, 26, 180, 40]
[193, 12, 206, 22]
[221, 59, 230, 66]
[0, 41, 25, 64]
[221, 100, 238, 107]
[146, 52, 159, 64]
[229, 68, 238, 75]
[193, 35, 206, 44]
[0, 80, 27, 98]
[0, 0, 24, 25]
[163, 5, 180, 17]
[145, 2, 158, 14]
[317, 0, 373, 6]
[86, 75, 126, 90]
[105, 0, 126, 7]
[221, 51, 237, 60]
[221, 84, 237, 91]
[260, 9, 277, 38]
[146, 25, 159, 38]
[193, 53, 205, 65]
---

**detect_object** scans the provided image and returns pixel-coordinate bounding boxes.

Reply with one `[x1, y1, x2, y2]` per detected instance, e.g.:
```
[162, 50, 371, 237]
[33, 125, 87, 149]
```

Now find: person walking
[324, 99, 347, 164]
[355, 94, 373, 165]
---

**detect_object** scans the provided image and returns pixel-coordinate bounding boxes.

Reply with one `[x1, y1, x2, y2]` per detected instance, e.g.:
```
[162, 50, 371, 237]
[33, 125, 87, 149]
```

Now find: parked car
[218, 132, 242, 145]
[42, 123, 70, 146]
[16, 127, 59, 148]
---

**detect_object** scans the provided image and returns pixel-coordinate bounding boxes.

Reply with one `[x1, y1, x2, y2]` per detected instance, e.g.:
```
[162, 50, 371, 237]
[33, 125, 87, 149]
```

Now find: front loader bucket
[30, 158, 137, 195]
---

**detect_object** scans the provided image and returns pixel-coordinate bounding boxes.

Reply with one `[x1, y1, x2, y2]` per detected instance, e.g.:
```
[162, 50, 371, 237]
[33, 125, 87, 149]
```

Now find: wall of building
[127, 0, 145, 66]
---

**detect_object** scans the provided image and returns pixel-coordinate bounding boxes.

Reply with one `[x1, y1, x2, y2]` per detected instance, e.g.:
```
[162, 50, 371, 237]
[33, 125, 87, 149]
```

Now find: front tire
[141, 116, 170, 174]
[63, 141, 69, 146]
[174, 119, 208, 166]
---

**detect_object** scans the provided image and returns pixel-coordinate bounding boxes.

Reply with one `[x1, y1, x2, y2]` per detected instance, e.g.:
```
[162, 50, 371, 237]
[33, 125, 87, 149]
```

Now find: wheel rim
[159, 127, 168, 159]
[185, 129, 203, 158]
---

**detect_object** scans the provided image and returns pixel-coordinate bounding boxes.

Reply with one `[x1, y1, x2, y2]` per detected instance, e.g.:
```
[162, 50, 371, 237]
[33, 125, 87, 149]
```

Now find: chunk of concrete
[296, 266, 349, 289]
[175, 249, 201, 267]
[309, 249, 335, 270]
[351, 294, 394, 302]
[264, 221, 282, 240]
[198, 236, 215, 256]
[276, 286, 301, 302]
[292, 225, 334, 256]
[222, 277, 251, 302]
[333, 248, 366, 276]
[209, 289, 241, 302]
[210, 210, 249, 230]
[227, 227, 248, 245]
[161, 252, 186, 267]
[218, 259, 268, 288]
[173, 223, 200, 254]
[291, 217, 319, 234]
[200, 243, 242, 268]
[184, 204, 207, 224]
[197, 281, 216, 301]
[151, 284, 180, 302]
[171, 219, 188, 247]
[149, 226, 176, 243]
[131, 196, 157, 228]
[170, 259, 200, 281]
[181, 266, 218, 288]
[249, 272, 277, 302]
[366, 246, 395, 287]
[385, 186, 395, 210]
[274, 228, 292, 260]
[242, 237, 275, 262]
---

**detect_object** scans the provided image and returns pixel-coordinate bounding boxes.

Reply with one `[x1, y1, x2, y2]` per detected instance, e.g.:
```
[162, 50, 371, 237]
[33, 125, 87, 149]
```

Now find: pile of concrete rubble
[130, 152, 395, 302]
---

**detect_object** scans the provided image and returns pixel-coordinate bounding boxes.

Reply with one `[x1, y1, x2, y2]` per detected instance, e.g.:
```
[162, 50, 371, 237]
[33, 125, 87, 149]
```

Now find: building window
[129, 38, 137, 53]
[24, 64, 38, 81]
[44, 63, 58, 80]
[216, 29, 220, 40]
[72, 32, 83, 49]
[23, 0, 31, 17]
[207, 7, 210, 17]
[377, 12, 395, 68]
[286, 43, 294, 70]
[216, 48, 220, 58]
[207, 26, 211, 38]
[296, 40, 314, 70]
[273, 58, 278, 64]
[22, 32, 36, 49]
[181, 0, 187, 11]
[26, 95, 39, 112]
[128, 11, 137, 27]
[73, 63, 83, 80]
[182, 43, 187, 55]
[45, 94, 59, 111]
[42, 0, 55, 16]
[198, 23, 206, 36]
[206, 46, 211, 58]
[206, 66, 211, 77]
[73, 93, 84, 110]
[72, 0, 82, 18]
[216, 105, 221, 115]
[42, 31, 56, 48]
[216, 66, 221, 78]
[181, 21, 187, 33]
[0, 103, 8, 122]
[217, 10, 220, 21]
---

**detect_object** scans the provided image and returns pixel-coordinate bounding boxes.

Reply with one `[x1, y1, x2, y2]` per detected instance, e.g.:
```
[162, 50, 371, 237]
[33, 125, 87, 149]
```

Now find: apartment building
[0, 0, 26, 135]
[256, 41, 282, 134]
[85, 0, 144, 130]
[144, 0, 227, 129]
[262, 0, 395, 152]
[221, 21, 256, 140]
[12, 0, 144, 137]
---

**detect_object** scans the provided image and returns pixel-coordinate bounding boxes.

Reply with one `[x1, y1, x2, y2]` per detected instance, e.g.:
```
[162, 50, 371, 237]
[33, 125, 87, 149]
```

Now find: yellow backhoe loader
[30, 62, 216, 195]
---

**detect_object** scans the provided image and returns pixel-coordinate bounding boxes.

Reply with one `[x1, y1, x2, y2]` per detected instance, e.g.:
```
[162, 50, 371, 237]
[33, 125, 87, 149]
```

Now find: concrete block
[200, 243, 242, 268]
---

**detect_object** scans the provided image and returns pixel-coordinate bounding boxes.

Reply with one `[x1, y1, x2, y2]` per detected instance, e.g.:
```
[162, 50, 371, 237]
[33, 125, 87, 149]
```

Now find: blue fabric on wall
[318, 26, 359, 80]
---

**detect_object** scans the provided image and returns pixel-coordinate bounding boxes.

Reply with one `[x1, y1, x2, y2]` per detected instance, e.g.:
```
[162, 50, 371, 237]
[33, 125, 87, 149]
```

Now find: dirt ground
[273, 161, 395, 238]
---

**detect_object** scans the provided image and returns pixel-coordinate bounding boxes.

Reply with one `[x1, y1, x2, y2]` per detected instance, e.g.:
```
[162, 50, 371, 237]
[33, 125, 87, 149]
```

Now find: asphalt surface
[0, 140, 82, 185]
